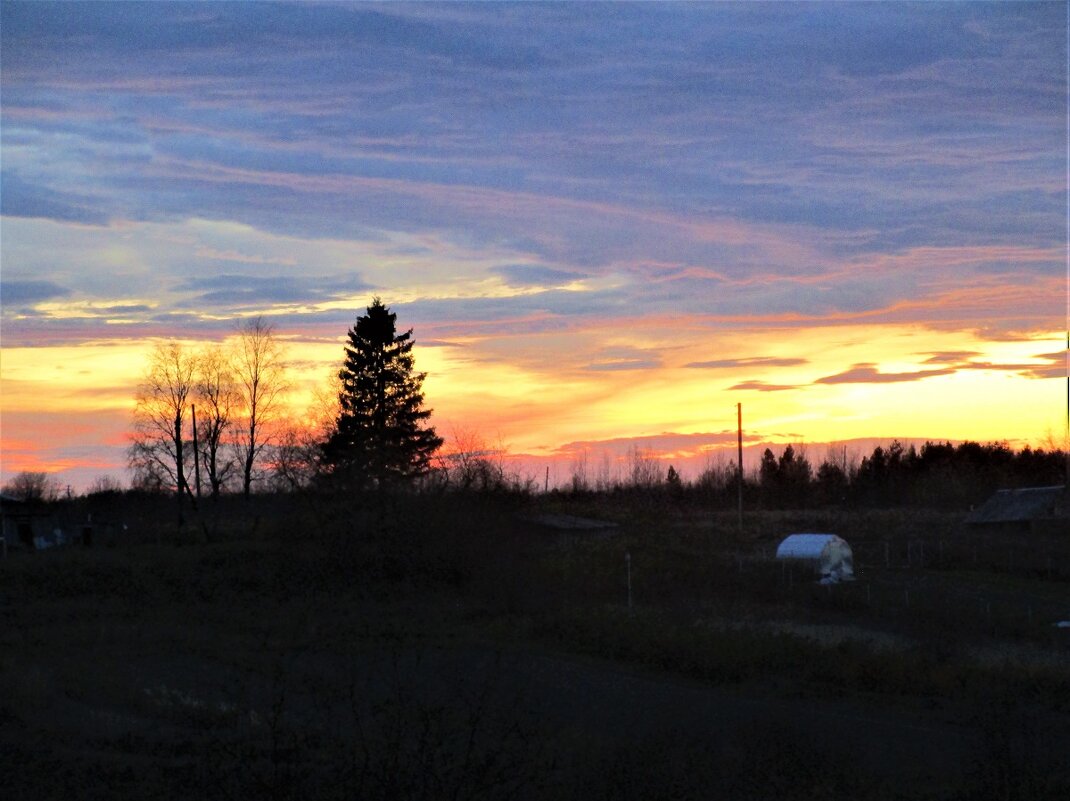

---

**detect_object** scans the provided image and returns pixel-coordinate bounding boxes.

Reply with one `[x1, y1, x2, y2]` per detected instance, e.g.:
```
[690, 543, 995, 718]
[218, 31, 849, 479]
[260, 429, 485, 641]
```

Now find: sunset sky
[2, 1, 1067, 491]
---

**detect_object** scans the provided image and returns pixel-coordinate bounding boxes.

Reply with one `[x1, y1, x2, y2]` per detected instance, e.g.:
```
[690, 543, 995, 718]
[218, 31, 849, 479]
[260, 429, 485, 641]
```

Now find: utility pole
[737, 402, 744, 535]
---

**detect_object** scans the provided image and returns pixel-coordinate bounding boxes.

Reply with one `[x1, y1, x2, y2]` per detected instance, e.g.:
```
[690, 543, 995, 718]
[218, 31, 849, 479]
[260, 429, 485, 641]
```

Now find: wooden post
[191, 404, 202, 500]
[736, 403, 744, 536]
[175, 410, 185, 530]
[626, 552, 633, 613]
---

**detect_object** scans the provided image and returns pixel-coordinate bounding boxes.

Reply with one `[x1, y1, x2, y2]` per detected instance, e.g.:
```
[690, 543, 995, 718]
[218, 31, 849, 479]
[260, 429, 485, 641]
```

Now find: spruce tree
[324, 298, 443, 487]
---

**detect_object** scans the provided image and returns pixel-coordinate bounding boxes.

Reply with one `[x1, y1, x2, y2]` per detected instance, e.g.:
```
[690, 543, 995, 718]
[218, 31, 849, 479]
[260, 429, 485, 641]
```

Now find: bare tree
[569, 449, 590, 493]
[233, 317, 287, 499]
[195, 344, 239, 498]
[628, 445, 662, 489]
[267, 370, 342, 492]
[436, 426, 506, 492]
[269, 424, 320, 492]
[2, 471, 60, 502]
[129, 341, 197, 522]
[87, 475, 124, 495]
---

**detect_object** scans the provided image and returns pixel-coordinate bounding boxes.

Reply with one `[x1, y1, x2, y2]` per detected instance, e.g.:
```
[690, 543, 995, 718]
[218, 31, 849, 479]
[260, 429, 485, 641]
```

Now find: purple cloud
[729, 380, 798, 392]
[687, 357, 808, 369]
[816, 364, 957, 385]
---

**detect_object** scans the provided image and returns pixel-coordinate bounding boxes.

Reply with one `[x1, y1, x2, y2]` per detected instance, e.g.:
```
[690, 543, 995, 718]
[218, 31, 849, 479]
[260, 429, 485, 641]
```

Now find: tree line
[118, 300, 443, 523]
[684, 440, 1067, 510]
[128, 317, 287, 509]
[4, 299, 1065, 514]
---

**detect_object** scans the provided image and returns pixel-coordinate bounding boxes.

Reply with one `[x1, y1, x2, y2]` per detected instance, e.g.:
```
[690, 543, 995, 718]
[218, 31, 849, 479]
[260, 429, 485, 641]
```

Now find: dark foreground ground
[2, 494, 1068, 799]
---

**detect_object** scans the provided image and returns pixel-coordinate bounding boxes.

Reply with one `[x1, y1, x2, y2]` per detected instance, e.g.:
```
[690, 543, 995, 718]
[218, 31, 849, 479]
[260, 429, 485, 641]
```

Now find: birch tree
[233, 317, 287, 499]
[195, 344, 239, 498]
[129, 341, 197, 521]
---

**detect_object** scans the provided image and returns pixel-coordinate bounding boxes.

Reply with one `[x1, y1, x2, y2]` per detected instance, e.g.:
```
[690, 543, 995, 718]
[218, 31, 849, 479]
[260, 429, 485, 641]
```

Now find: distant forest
[559, 439, 1068, 512]
[676, 440, 1068, 511]
[4, 439, 1066, 515]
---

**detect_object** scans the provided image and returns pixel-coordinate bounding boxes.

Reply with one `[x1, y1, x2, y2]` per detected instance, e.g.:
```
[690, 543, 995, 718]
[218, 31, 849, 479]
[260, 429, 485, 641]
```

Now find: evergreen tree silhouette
[324, 299, 443, 487]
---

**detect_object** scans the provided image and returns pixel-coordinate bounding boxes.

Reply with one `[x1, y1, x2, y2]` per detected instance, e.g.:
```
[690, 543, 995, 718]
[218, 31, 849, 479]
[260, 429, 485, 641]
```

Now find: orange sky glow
[1, 3, 1067, 491]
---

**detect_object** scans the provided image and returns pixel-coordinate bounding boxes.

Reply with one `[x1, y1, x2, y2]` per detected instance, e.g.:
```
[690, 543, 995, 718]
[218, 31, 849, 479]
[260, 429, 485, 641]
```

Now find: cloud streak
[816, 364, 958, 385]
[1, 2, 1065, 488]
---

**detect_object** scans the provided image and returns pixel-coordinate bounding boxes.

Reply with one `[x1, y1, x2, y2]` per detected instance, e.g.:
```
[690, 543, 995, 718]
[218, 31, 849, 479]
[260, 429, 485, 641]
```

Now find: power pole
[737, 402, 744, 535]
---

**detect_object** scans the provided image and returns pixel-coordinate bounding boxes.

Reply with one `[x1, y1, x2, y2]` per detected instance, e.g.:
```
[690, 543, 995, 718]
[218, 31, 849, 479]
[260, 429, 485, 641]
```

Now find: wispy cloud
[729, 380, 799, 392]
[490, 264, 584, 288]
[175, 273, 372, 308]
[687, 357, 808, 370]
[0, 173, 109, 225]
[2, 2, 1065, 486]
[920, 351, 983, 365]
[816, 363, 958, 385]
[1, 279, 71, 305]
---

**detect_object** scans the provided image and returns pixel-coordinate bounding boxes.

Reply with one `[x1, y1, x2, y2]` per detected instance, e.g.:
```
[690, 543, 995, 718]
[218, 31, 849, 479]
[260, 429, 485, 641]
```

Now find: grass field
[2, 492, 1068, 799]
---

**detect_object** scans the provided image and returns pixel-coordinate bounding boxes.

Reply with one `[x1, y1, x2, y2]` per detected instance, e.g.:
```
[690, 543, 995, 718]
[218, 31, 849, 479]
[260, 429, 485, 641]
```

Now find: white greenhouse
[775, 533, 855, 583]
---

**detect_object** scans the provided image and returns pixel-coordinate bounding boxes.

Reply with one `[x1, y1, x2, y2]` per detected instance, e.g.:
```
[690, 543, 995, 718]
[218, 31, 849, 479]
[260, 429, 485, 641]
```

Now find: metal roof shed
[776, 533, 855, 582]
[966, 486, 1067, 530]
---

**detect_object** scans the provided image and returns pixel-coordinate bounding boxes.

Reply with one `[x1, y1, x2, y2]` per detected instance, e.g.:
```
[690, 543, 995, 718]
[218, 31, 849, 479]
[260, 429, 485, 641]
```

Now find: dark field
[2, 493, 1068, 799]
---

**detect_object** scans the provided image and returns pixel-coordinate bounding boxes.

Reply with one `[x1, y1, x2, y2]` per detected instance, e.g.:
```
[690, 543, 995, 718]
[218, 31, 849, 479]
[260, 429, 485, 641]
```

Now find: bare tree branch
[233, 317, 288, 499]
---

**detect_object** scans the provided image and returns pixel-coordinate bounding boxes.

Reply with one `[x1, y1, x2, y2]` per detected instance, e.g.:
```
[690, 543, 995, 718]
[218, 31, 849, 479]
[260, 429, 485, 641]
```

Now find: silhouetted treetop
[323, 298, 443, 488]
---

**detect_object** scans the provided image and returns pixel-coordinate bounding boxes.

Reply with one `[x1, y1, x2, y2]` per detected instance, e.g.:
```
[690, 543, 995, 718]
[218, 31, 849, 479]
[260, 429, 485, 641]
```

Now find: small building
[966, 486, 1067, 533]
[776, 533, 855, 582]
[0, 494, 103, 553]
[0, 493, 53, 552]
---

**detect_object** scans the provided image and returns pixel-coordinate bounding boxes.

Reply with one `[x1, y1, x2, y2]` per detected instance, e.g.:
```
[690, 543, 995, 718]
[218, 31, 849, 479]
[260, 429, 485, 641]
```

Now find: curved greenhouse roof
[776, 533, 847, 559]
[776, 534, 854, 582]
